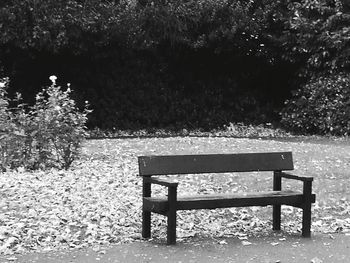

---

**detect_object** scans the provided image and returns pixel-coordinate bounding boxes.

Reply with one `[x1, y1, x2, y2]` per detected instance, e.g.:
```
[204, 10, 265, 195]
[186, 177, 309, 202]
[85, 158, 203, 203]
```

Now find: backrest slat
[138, 152, 293, 176]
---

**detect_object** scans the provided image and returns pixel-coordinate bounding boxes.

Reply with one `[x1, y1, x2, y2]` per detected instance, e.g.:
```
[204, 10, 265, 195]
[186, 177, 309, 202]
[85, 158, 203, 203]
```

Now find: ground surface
[1, 233, 350, 263]
[1, 136, 350, 261]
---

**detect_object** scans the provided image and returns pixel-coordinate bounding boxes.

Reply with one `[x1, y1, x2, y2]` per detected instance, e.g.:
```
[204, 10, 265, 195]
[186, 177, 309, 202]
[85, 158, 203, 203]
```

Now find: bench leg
[167, 210, 176, 245]
[273, 204, 281, 231]
[302, 203, 312, 237]
[142, 211, 151, 238]
[167, 186, 177, 245]
[273, 172, 282, 231]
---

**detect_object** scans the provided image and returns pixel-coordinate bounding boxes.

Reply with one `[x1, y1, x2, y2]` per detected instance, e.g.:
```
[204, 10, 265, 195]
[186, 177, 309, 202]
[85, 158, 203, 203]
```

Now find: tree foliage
[275, 0, 350, 75]
[0, 0, 135, 53]
[0, 0, 349, 131]
[0, 0, 279, 54]
[1, 0, 349, 70]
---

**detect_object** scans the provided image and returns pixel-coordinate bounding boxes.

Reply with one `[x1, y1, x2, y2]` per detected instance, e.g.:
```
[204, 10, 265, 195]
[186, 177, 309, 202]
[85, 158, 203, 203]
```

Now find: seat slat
[143, 190, 316, 214]
[138, 152, 294, 176]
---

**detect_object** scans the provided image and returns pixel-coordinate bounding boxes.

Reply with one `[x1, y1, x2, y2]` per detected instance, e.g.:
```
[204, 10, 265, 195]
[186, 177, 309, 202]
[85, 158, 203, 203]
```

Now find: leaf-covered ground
[0, 137, 350, 255]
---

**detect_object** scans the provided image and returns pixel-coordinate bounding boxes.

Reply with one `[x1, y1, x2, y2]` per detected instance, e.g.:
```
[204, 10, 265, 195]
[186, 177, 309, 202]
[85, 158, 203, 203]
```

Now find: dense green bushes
[282, 73, 350, 136]
[278, 0, 350, 75]
[277, 0, 350, 135]
[0, 76, 90, 171]
[1, 0, 350, 133]
[0, 0, 279, 53]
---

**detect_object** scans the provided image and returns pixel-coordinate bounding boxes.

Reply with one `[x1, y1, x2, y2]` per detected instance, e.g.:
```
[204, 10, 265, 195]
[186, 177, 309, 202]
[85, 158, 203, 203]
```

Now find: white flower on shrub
[0, 82, 5, 88]
[49, 75, 57, 84]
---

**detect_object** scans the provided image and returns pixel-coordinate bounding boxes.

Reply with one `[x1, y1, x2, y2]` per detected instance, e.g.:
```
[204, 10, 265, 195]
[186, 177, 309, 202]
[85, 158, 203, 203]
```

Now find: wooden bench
[138, 152, 316, 245]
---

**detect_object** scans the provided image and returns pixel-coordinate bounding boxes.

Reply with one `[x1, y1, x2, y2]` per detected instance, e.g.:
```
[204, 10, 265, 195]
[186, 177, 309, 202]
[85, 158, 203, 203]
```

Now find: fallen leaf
[311, 257, 323, 263]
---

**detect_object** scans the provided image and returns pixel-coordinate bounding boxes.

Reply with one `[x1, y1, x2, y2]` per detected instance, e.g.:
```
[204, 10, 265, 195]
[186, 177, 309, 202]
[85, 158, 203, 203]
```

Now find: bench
[138, 152, 316, 245]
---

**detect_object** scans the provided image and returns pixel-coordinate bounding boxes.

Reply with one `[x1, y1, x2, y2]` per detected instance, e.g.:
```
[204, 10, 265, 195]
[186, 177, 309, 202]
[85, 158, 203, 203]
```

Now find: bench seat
[144, 190, 316, 214]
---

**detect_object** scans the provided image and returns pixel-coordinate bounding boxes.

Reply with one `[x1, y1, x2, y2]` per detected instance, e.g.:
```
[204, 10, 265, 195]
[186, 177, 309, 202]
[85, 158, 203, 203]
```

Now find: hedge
[1, 0, 349, 131]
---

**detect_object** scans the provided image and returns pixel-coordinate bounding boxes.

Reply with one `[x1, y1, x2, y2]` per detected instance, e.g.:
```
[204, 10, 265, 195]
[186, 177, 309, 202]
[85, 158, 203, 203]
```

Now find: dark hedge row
[2, 49, 298, 130]
[1, 0, 350, 132]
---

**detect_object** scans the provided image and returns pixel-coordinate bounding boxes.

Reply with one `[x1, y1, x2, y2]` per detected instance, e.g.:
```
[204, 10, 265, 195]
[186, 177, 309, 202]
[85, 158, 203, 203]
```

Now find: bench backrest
[138, 152, 294, 176]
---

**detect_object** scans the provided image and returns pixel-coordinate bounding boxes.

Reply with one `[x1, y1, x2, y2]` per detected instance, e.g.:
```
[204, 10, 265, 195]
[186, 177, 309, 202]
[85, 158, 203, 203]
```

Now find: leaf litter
[0, 137, 350, 255]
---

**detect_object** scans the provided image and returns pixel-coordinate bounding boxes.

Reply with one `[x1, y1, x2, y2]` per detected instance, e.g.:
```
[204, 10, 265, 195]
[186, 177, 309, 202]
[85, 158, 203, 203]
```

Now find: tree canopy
[1, 0, 349, 131]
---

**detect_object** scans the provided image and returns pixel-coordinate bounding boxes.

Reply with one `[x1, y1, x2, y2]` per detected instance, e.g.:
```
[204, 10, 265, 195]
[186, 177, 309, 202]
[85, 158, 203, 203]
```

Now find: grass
[0, 136, 350, 255]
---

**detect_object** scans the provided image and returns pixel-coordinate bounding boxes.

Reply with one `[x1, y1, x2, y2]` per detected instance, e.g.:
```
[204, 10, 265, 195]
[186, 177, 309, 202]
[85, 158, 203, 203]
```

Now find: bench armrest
[144, 177, 179, 187]
[274, 171, 314, 203]
[279, 172, 313, 182]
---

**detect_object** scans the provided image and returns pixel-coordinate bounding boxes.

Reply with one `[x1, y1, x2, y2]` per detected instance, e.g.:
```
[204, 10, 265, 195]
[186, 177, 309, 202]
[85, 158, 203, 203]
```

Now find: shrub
[0, 77, 9, 122]
[0, 77, 14, 171]
[2, 81, 32, 171]
[281, 73, 350, 135]
[32, 76, 91, 169]
[0, 76, 91, 171]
